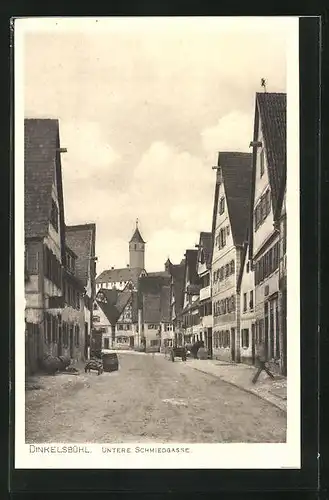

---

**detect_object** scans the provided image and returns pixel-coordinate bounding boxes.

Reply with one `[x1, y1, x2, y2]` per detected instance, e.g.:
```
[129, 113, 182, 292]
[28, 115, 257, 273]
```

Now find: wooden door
[69, 326, 74, 358]
[58, 325, 63, 356]
[231, 328, 236, 362]
[84, 322, 88, 359]
[251, 323, 256, 365]
[207, 328, 213, 359]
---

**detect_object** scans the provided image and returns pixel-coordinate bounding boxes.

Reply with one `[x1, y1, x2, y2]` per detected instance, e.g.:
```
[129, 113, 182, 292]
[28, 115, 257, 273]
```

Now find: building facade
[93, 288, 138, 349]
[24, 119, 67, 373]
[196, 232, 213, 357]
[181, 250, 201, 346]
[237, 237, 256, 366]
[278, 184, 287, 375]
[249, 92, 286, 374]
[24, 119, 96, 373]
[168, 259, 185, 347]
[211, 152, 252, 362]
[65, 223, 97, 360]
[96, 223, 147, 293]
[137, 274, 171, 350]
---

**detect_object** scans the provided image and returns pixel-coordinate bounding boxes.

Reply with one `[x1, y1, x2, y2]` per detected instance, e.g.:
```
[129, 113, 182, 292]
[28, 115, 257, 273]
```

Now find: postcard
[15, 16, 300, 469]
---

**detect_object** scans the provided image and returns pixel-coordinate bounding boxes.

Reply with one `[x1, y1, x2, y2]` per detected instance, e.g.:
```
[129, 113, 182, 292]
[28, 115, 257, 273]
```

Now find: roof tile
[219, 152, 253, 246]
[24, 118, 60, 239]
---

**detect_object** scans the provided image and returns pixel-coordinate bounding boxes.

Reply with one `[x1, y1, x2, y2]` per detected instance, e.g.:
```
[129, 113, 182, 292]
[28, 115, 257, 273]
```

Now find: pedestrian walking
[252, 341, 275, 384]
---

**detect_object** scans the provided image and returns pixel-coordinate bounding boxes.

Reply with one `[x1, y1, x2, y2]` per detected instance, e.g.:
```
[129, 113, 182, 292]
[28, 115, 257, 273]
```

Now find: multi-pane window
[148, 324, 159, 330]
[104, 337, 110, 349]
[255, 242, 280, 285]
[74, 324, 80, 346]
[51, 315, 58, 343]
[62, 322, 69, 347]
[243, 293, 247, 312]
[43, 245, 62, 289]
[217, 330, 230, 348]
[254, 188, 271, 231]
[241, 329, 249, 348]
[44, 313, 52, 343]
[249, 290, 254, 310]
[50, 199, 59, 232]
[219, 197, 225, 214]
[260, 149, 265, 177]
[213, 260, 235, 283]
[213, 295, 236, 316]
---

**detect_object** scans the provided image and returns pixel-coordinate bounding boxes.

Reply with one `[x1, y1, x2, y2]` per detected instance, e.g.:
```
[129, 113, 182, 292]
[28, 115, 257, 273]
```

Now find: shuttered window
[255, 242, 280, 285]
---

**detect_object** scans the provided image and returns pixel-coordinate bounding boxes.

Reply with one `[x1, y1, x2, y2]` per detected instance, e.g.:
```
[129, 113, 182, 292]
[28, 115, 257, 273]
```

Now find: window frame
[50, 199, 59, 232]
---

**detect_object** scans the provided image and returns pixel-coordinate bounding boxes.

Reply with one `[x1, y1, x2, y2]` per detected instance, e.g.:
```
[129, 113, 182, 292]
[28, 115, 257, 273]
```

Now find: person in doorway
[252, 341, 275, 384]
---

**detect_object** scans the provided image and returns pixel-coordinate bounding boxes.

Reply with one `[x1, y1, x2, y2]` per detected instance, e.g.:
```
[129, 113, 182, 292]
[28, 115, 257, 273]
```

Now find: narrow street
[26, 353, 286, 444]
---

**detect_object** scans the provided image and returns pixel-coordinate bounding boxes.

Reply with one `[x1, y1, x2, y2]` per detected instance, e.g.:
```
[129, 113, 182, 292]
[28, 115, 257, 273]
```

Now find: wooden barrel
[102, 353, 119, 372]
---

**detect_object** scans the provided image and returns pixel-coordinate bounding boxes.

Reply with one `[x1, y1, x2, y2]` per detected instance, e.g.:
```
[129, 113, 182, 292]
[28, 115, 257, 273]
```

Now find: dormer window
[260, 149, 265, 177]
[219, 197, 225, 215]
[66, 252, 75, 275]
[50, 199, 59, 232]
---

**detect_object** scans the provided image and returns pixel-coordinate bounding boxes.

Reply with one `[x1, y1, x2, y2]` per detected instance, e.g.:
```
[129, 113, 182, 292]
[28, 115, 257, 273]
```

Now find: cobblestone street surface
[26, 352, 286, 443]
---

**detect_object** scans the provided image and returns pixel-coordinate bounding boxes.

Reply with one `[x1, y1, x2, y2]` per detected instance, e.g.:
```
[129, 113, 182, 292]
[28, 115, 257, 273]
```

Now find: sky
[23, 17, 290, 273]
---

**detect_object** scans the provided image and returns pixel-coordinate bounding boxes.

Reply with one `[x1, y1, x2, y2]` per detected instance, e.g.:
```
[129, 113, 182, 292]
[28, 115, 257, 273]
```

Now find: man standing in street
[252, 340, 275, 384]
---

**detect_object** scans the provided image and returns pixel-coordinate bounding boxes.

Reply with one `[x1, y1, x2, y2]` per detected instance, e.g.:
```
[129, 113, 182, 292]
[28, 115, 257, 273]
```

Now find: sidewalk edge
[187, 365, 287, 414]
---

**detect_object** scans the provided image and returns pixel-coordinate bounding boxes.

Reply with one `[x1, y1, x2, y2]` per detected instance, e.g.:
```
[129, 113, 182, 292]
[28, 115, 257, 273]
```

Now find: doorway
[84, 322, 88, 360]
[207, 328, 213, 359]
[130, 336, 134, 348]
[58, 325, 63, 357]
[251, 323, 256, 365]
[69, 325, 74, 358]
[231, 328, 236, 362]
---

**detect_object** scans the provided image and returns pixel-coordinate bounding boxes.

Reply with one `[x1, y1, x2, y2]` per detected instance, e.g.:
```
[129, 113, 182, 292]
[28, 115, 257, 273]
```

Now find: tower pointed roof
[129, 219, 145, 244]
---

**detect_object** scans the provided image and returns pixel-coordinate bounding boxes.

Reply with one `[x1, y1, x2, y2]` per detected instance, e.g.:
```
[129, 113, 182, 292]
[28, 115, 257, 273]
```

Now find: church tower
[129, 219, 145, 269]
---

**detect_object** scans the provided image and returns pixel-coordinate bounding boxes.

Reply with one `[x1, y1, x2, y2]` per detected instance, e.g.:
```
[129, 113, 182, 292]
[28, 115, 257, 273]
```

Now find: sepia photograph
[15, 16, 300, 469]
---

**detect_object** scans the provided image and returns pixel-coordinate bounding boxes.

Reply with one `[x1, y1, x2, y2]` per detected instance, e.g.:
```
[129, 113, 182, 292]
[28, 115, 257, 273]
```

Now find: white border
[14, 16, 300, 469]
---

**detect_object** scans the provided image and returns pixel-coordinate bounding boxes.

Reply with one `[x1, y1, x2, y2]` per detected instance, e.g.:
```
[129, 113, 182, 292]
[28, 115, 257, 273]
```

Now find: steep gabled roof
[24, 118, 65, 245]
[160, 285, 171, 322]
[170, 261, 185, 317]
[184, 249, 199, 285]
[249, 92, 287, 259]
[96, 267, 145, 286]
[96, 288, 132, 326]
[65, 223, 96, 287]
[143, 294, 161, 323]
[131, 291, 138, 323]
[198, 231, 212, 269]
[147, 271, 171, 278]
[138, 274, 171, 296]
[237, 236, 249, 293]
[129, 226, 145, 244]
[219, 152, 253, 247]
[257, 92, 286, 215]
[210, 164, 221, 263]
[138, 275, 171, 321]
